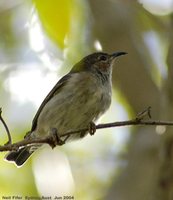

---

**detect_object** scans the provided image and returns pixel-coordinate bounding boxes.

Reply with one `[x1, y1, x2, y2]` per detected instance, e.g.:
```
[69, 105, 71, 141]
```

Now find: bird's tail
[5, 145, 40, 167]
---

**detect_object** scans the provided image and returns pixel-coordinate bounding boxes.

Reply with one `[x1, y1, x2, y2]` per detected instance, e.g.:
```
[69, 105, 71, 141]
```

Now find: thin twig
[60, 119, 173, 137]
[136, 106, 151, 120]
[0, 118, 173, 152]
[0, 108, 12, 145]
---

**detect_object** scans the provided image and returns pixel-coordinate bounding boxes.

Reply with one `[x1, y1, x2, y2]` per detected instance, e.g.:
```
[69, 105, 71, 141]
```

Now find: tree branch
[1, 106, 173, 152]
[0, 108, 12, 145]
[0, 118, 173, 152]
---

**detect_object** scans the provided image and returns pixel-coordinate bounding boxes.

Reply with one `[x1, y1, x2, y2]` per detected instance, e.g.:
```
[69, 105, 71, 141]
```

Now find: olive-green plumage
[5, 51, 127, 166]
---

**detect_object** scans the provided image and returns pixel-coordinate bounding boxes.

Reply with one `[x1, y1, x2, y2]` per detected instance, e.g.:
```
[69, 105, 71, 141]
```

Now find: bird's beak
[110, 52, 127, 61]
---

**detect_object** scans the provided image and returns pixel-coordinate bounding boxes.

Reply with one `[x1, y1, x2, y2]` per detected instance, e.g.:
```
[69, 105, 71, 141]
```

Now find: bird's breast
[36, 72, 112, 137]
[68, 72, 112, 120]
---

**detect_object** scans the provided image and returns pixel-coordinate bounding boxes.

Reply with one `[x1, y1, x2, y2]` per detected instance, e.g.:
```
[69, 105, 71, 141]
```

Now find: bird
[5, 51, 127, 166]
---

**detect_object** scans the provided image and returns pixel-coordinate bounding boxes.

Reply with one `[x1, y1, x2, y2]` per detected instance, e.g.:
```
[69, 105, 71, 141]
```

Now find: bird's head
[71, 52, 127, 75]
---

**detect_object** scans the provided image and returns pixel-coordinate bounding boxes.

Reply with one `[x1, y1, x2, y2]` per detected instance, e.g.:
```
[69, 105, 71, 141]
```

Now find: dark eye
[99, 55, 107, 61]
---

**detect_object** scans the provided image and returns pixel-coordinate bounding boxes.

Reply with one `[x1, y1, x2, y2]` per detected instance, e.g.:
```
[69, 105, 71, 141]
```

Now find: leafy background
[0, 0, 173, 199]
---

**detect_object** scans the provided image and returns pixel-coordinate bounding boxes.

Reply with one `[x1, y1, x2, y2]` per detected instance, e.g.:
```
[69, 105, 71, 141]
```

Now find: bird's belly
[36, 79, 111, 140]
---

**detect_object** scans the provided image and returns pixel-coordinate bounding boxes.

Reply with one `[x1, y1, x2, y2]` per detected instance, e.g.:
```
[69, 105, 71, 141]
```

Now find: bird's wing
[30, 73, 72, 132]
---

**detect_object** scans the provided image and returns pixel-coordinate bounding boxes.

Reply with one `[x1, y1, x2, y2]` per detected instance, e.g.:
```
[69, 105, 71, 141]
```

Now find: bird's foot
[80, 131, 86, 138]
[88, 121, 96, 136]
[48, 128, 65, 148]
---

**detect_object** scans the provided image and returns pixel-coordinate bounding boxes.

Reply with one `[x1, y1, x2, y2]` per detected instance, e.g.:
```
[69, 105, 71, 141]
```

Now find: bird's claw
[88, 122, 96, 136]
[49, 128, 65, 148]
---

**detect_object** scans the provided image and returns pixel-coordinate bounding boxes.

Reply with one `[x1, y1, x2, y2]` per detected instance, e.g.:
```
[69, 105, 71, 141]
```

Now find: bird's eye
[99, 55, 107, 61]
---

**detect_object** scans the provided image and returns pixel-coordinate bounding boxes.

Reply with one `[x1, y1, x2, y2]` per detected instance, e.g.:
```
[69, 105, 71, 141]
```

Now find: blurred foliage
[33, 0, 72, 49]
[0, 0, 173, 200]
[32, 0, 91, 64]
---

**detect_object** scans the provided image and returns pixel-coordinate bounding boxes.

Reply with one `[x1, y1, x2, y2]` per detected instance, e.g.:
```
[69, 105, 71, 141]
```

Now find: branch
[0, 106, 173, 152]
[0, 118, 173, 152]
[60, 119, 173, 138]
[0, 108, 12, 145]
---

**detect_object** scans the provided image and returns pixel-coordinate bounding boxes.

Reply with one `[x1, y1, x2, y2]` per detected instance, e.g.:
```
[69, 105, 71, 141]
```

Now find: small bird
[5, 51, 127, 166]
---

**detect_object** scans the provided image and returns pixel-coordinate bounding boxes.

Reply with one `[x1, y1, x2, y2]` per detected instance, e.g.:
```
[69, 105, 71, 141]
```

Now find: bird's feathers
[4, 51, 126, 166]
[5, 146, 33, 167]
[31, 73, 72, 132]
